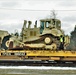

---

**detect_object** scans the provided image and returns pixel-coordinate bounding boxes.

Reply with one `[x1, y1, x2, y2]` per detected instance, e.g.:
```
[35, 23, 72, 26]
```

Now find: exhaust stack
[23, 20, 27, 29]
[28, 21, 32, 28]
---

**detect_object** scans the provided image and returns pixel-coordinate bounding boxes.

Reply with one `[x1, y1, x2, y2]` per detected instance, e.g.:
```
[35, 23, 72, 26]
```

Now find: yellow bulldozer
[1, 18, 70, 50]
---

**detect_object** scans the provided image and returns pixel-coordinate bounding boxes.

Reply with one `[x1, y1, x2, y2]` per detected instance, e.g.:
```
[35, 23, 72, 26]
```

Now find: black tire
[2, 35, 11, 50]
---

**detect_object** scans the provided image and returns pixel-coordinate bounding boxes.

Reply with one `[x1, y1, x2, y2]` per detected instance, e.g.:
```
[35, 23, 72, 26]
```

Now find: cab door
[40, 21, 44, 34]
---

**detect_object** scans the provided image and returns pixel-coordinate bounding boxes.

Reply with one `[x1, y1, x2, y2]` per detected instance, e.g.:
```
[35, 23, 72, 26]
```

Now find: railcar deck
[0, 50, 76, 62]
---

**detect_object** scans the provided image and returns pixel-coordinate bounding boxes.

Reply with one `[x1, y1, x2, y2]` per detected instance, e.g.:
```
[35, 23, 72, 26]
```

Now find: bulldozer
[1, 18, 70, 50]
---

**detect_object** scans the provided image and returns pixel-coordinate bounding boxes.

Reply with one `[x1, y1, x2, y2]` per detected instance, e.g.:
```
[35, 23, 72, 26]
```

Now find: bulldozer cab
[40, 19, 61, 34]
[40, 21, 51, 34]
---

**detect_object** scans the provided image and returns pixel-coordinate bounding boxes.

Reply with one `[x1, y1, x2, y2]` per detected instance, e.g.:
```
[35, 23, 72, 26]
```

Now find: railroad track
[0, 60, 76, 67]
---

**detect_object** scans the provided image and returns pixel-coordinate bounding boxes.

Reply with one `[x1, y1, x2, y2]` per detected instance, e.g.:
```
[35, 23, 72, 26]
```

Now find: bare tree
[50, 10, 57, 19]
[49, 10, 57, 25]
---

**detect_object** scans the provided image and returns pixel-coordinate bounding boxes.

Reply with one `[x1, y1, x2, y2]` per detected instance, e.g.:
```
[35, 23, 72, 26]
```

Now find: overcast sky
[0, 0, 76, 35]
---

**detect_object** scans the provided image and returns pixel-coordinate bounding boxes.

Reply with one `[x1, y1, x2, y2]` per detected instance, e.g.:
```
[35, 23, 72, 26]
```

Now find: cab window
[41, 22, 44, 29]
[40, 21, 44, 34]
[46, 21, 50, 28]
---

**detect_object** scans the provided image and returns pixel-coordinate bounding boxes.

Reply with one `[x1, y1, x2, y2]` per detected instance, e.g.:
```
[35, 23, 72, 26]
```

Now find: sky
[0, 0, 76, 35]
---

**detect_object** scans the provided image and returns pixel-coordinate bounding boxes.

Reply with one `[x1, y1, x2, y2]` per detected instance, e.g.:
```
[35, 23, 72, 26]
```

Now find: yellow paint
[24, 50, 76, 57]
[0, 50, 76, 57]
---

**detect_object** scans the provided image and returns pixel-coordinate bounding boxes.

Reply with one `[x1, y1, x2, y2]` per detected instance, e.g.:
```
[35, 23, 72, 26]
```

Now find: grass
[0, 69, 76, 75]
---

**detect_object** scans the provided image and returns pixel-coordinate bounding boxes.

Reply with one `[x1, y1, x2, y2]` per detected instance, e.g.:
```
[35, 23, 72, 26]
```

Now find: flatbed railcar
[0, 17, 75, 66]
[0, 49, 76, 66]
[0, 49, 76, 61]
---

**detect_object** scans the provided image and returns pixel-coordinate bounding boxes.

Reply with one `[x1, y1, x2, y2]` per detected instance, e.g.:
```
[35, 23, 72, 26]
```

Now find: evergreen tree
[69, 25, 76, 50]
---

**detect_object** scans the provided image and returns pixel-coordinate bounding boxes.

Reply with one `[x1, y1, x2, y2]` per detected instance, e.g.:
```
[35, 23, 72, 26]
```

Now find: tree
[68, 25, 76, 50]
[50, 10, 57, 19]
